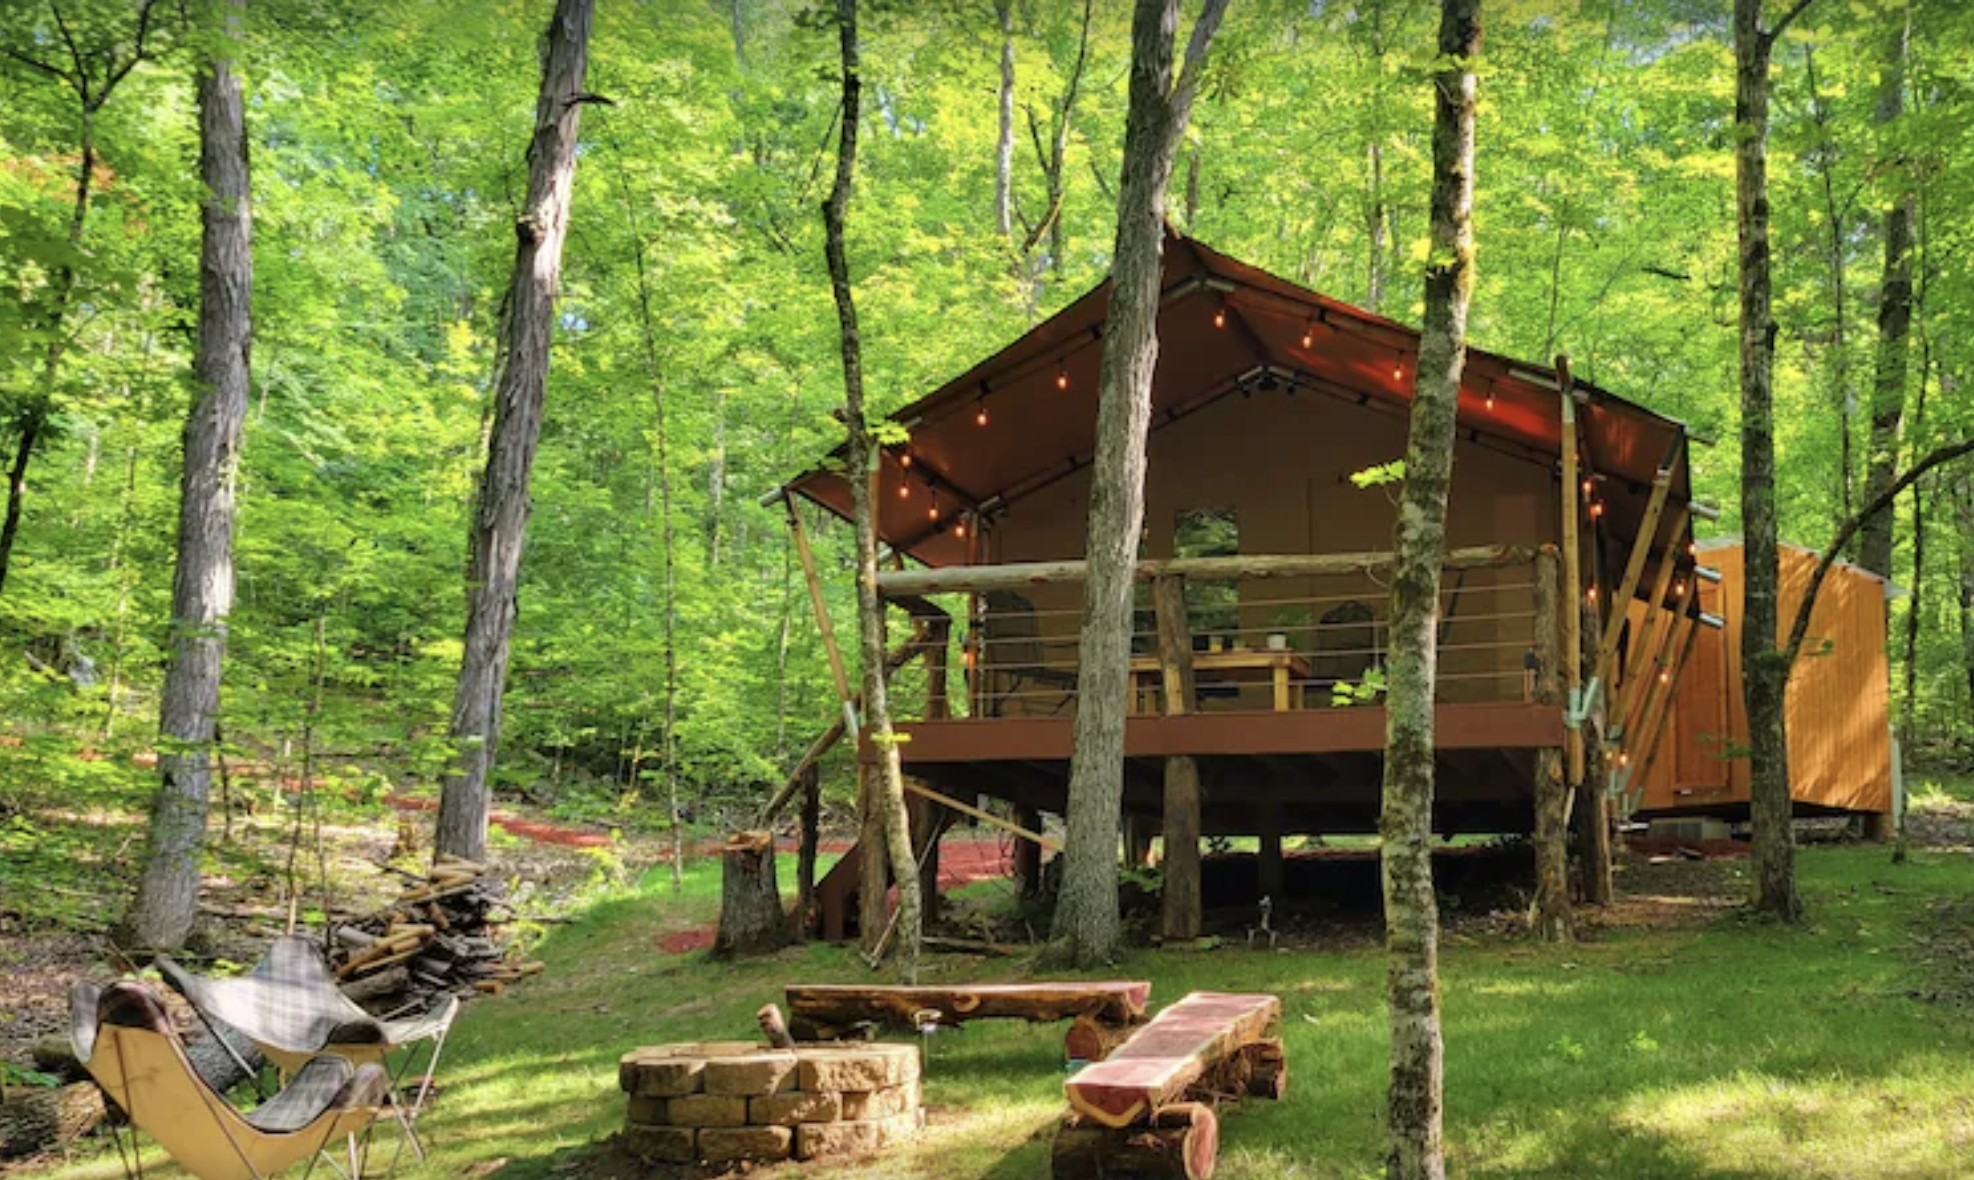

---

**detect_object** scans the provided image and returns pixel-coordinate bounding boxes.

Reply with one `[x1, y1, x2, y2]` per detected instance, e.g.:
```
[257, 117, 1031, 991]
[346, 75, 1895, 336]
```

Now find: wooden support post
[1124, 814, 1154, 870]
[783, 495, 857, 739]
[1613, 508, 1689, 738]
[1559, 367, 1585, 790]
[1590, 456, 1678, 695]
[1153, 575, 1202, 943]
[1632, 610, 1700, 787]
[1257, 803, 1284, 903]
[795, 762, 821, 938]
[1530, 547, 1572, 940]
[1013, 805, 1044, 897]
[913, 788, 945, 926]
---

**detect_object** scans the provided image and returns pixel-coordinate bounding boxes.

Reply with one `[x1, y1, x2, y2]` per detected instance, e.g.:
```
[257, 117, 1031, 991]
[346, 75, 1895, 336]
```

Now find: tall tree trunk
[1954, 469, 1974, 731]
[435, 0, 593, 862]
[1366, 140, 1387, 314]
[1803, 43, 1854, 532]
[1859, 8, 1912, 580]
[707, 387, 727, 566]
[1900, 349, 1929, 744]
[1050, 0, 1228, 969]
[994, 0, 1015, 240]
[126, 0, 252, 951]
[1734, 0, 1805, 924]
[615, 152, 684, 895]
[1380, 3, 1479, 1177]
[824, 0, 922, 981]
[729, 0, 746, 70]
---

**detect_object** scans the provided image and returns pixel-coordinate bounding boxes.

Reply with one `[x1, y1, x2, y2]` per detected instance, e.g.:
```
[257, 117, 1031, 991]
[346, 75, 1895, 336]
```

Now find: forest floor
[7, 772, 1974, 1180]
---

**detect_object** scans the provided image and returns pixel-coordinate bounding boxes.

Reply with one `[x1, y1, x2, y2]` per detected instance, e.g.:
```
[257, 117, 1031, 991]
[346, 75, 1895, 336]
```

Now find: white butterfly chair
[71, 981, 388, 1180]
[157, 937, 458, 1162]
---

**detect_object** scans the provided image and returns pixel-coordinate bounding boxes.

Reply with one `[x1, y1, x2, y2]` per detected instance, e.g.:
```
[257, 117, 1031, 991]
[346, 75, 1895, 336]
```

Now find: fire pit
[617, 1040, 923, 1165]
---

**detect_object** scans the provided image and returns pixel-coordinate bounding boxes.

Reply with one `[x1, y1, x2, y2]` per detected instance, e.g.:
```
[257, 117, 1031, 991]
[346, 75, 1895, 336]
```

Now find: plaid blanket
[159, 935, 449, 1056]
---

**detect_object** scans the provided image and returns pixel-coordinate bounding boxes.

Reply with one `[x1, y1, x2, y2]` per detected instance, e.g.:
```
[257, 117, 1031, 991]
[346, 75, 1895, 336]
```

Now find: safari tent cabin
[773, 231, 1713, 938]
[1632, 540, 1895, 822]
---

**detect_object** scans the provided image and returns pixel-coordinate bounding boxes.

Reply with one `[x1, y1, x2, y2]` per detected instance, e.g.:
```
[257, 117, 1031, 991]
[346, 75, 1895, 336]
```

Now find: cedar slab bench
[785, 981, 1151, 1061]
[1053, 991, 1285, 1180]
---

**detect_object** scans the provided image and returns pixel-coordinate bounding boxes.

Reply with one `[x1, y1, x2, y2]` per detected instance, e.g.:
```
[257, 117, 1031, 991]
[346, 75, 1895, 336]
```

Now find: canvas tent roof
[778, 232, 1698, 592]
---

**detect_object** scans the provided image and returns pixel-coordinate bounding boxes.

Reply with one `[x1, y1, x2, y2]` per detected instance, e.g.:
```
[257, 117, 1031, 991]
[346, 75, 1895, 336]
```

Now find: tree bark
[1380, 3, 1480, 1177]
[712, 831, 791, 958]
[994, 0, 1015, 240]
[436, 0, 593, 862]
[1531, 548, 1572, 941]
[824, 0, 921, 982]
[1734, 0, 1804, 923]
[1858, 9, 1913, 581]
[1803, 44, 1855, 534]
[1955, 470, 1974, 731]
[1051, 0, 1228, 969]
[125, 0, 252, 952]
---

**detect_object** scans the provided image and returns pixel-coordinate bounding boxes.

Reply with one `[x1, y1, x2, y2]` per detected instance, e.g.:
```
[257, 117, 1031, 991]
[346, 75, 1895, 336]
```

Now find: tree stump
[1051, 1103, 1218, 1180]
[712, 830, 792, 958]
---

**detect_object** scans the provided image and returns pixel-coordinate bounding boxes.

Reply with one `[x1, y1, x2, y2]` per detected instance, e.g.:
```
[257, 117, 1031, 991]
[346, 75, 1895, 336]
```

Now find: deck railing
[875, 544, 1560, 722]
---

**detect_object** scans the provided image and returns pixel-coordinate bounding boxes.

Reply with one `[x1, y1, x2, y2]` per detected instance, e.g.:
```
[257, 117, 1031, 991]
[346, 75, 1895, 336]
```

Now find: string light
[1590, 500, 1605, 520]
[953, 518, 966, 539]
[1055, 361, 1070, 391]
[900, 452, 913, 469]
[1484, 382, 1496, 411]
[1674, 578, 1687, 596]
[1619, 751, 1631, 767]
[897, 482, 910, 499]
[927, 503, 939, 522]
[1392, 356, 1404, 380]
[1587, 585, 1600, 603]
[1581, 478, 1594, 498]
[1659, 668, 1671, 684]
[1301, 320, 1317, 349]
[975, 400, 989, 427]
[1213, 302, 1228, 329]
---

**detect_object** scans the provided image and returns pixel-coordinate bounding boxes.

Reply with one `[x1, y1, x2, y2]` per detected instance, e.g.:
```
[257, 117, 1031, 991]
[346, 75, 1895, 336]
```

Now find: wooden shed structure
[770, 231, 1722, 941]
[1631, 540, 1896, 820]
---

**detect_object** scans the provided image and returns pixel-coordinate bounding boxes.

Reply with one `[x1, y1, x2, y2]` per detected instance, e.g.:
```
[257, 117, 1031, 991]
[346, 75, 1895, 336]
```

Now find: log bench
[1053, 991, 1285, 1180]
[785, 982, 1151, 1061]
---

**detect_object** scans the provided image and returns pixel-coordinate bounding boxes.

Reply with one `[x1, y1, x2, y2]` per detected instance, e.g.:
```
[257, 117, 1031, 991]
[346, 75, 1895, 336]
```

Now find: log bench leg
[1064, 1014, 1135, 1064]
[1051, 1103, 1218, 1180]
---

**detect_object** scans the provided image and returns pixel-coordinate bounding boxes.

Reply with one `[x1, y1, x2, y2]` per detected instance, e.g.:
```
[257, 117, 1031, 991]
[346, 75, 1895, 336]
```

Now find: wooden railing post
[1531, 546, 1571, 940]
[1153, 575, 1203, 943]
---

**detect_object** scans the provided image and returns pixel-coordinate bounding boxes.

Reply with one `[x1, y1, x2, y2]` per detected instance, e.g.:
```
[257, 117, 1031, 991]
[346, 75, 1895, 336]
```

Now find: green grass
[29, 847, 1974, 1180]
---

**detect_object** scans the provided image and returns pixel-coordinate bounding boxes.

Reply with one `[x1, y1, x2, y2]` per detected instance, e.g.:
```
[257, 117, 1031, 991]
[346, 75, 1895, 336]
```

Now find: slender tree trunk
[126, 0, 252, 951]
[1734, 0, 1803, 923]
[994, 0, 1015, 240]
[1050, 0, 1228, 969]
[1366, 140, 1387, 314]
[1803, 44, 1854, 532]
[707, 387, 727, 567]
[436, 0, 593, 862]
[1953, 469, 1974, 731]
[1380, 4, 1479, 1177]
[1900, 349, 1930, 743]
[824, 0, 922, 981]
[1859, 9, 1912, 580]
[729, 0, 746, 69]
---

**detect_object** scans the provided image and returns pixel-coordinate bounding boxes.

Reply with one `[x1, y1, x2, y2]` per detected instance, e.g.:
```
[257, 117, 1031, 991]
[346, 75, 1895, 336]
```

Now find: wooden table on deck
[1129, 648, 1313, 713]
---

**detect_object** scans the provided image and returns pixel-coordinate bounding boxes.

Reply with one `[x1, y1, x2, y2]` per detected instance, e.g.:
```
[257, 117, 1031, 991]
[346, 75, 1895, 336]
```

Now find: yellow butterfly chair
[71, 981, 389, 1180]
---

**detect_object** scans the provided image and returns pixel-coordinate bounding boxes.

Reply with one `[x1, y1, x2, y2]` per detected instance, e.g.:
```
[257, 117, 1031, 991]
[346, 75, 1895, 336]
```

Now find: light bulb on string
[1301, 320, 1316, 350]
[900, 452, 913, 469]
[1213, 302, 1228, 329]
[975, 400, 989, 427]
[897, 482, 910, 500]
[1674, 578, 1687, 596]
[1055, 360, 1070, 391]
[953, 518, 966, 539]
[1484, 386, 1496, 412]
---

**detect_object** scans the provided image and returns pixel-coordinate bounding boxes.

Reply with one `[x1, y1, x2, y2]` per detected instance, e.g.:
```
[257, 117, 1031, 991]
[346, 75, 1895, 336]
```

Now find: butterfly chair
[71, 981, 388, 1180]
[157, 936, 458, 1161]
[981, 590, 1079, 716]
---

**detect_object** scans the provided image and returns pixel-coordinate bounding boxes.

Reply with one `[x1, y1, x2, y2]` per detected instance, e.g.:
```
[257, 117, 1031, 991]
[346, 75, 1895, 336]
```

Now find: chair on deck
[70, 981, 389, 1180]
[157, 936, 457, 1160]
[981, 590, 1078, 716]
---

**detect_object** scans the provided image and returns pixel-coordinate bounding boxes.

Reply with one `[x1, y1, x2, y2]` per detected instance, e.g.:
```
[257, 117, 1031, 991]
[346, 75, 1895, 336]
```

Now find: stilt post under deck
[1153, 574, 1202, 942]
[1013, 805, 1044, 897]
[1257, 803, 1284, 904]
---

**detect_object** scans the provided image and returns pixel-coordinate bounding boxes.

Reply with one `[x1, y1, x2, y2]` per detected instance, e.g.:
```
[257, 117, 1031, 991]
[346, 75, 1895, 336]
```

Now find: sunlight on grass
[23, 846, 1974, 1180]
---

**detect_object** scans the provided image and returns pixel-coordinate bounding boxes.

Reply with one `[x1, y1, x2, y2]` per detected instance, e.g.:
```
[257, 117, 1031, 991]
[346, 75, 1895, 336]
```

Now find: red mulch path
[385, 795, 614, 848]
[658, 838, 1013, 955]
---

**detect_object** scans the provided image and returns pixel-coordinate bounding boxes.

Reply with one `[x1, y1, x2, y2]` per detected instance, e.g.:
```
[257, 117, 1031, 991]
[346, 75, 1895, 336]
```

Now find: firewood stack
[330, 855, 543, 1012]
